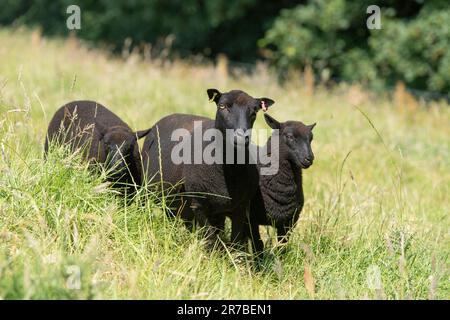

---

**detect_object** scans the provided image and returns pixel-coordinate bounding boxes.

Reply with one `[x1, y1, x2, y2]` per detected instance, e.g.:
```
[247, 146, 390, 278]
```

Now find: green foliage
[261, 0, 358, 73]
[370, 8, 450, 92]
[0, 0, 296, 62]
[261, 0, 450, 93]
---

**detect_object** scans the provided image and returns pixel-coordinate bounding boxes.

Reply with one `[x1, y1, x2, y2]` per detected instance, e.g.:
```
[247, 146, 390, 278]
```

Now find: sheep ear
[264, 113, 281, 129]
[207, 88, 221, 104]
[308, 123, 316, 131]
[63, 106, 72, 119]
[258, 98, 275, 112]
[133, 128, 152, 140]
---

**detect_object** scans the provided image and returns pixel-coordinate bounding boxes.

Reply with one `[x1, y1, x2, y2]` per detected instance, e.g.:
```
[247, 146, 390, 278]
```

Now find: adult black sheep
[142, 89, 275, 248]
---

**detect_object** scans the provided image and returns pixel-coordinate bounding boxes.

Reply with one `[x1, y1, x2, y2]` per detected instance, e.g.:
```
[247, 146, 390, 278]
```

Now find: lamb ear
[133, 128, 152, 140]
[308, 123, 316, 131]
[63, 106, 72, 119]
[207, 88, 221, 104]
[264, 113, 281, 130]
[258, 98, 275, 112]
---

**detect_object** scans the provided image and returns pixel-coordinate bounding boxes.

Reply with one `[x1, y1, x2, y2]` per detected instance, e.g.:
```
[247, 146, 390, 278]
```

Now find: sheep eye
[218, 104, 227, 110]
[285, 134, 294, 140]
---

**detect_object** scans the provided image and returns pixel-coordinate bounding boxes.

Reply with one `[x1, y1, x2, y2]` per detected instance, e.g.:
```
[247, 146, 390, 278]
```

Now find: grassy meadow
[0, 28, 449, 299]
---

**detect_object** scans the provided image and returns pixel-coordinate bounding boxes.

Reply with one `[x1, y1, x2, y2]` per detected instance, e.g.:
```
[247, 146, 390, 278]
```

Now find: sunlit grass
[0, 28, 448, 299]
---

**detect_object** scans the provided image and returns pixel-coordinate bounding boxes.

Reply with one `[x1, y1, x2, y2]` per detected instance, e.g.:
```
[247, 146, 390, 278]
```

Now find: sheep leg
[248, 221, 264, 257]
[276, 225, 290, 244]
[230, 207, 248, 249]
[202, 219, 222, 250]
[178, 197, 196, 231]
[192, 205, 222, 250]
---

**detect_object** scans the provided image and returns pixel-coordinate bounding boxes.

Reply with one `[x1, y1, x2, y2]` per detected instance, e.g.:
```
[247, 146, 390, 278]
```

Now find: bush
[370, 7, 450, 92]
[261, 0, 449, 94]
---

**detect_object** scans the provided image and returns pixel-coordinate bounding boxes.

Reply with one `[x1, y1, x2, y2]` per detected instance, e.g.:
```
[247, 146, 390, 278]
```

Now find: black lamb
[248, 114, 316, 255]
[44, 100, 151, 193]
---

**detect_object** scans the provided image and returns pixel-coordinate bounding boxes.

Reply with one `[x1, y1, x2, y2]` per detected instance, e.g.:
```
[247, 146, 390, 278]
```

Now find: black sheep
[248, 114, 316, 255]
[142, 89, 275, 247]
[44, 100, 151, 193]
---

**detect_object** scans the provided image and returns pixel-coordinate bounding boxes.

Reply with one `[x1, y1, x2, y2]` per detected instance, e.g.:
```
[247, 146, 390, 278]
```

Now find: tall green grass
[0, 28, 448, 299]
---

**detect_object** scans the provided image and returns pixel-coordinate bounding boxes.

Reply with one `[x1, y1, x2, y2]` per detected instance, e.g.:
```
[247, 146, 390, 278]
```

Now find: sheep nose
[235, 129, 245, 137]
[304, 156, 313, 164]
[234, 129, 250, 146]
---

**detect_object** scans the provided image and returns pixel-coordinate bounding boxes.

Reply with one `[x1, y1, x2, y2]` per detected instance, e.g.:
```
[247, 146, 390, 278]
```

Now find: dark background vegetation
[1, 0, 449, 94]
